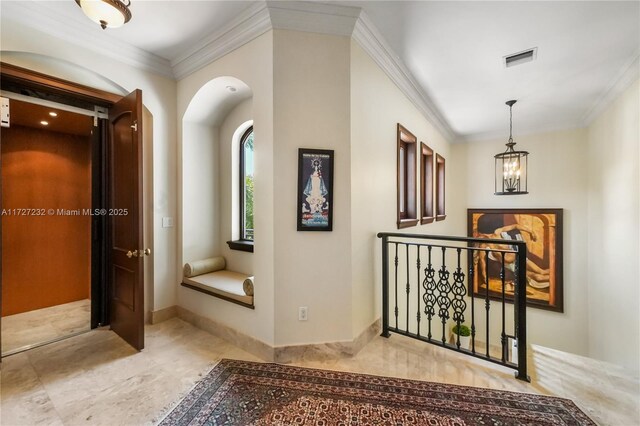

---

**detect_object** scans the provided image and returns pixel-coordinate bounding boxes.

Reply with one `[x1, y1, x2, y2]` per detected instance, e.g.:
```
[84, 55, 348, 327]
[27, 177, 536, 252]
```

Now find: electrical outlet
[298, 306, 308, 321]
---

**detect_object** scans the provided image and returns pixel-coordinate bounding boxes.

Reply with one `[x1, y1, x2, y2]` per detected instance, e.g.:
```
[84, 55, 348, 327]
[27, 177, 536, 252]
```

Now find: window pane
[243, 131, 254, 240]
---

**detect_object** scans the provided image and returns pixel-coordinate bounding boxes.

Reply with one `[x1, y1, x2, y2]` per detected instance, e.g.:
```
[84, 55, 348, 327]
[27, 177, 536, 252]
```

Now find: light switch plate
[162, 217, 174, 228]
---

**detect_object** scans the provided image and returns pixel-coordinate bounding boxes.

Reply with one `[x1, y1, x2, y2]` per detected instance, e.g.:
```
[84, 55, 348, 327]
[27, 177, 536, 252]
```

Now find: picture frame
[467, 208, 563, 312]
[297, 148, 334, 231]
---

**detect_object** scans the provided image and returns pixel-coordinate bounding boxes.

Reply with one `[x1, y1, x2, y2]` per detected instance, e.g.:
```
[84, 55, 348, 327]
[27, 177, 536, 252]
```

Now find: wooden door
[108, 90, 144, 350]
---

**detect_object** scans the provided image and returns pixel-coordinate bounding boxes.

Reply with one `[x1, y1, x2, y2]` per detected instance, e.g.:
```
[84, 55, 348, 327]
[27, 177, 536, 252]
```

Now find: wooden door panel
[108, 89, 144, 351]
[113, 265, 135, 310]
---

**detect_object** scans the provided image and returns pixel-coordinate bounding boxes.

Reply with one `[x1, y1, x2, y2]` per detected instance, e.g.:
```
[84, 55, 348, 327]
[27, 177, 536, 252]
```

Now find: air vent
[504, 47, 537, 68]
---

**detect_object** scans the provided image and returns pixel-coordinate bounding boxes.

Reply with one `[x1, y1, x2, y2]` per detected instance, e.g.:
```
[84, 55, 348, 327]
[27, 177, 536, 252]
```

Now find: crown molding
[267, 1, 360, 36]
[1, 0, 455, 141]
[460, 122, 586, 144]
[352, 11, 456, 142]
[581, 54, 639, 126]
[0, 1, 173, 79]
[171, 2, 271, 80]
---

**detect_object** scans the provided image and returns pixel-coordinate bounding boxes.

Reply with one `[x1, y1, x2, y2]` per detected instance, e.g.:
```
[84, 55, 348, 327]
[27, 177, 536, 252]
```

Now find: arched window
[240, 127, 254, 241]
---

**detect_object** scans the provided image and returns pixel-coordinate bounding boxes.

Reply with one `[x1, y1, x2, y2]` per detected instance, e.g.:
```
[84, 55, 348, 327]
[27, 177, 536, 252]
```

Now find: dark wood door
[108, 90, 144, 350]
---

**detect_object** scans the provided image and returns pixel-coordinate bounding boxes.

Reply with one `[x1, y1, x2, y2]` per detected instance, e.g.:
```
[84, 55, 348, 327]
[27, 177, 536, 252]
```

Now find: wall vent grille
[504, 48, 537, 68]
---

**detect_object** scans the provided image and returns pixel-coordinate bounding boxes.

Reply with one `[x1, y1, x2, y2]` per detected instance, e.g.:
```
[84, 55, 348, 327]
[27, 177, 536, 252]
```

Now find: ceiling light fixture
[75, 0, 132, 30]
[495, 100, 529, 195]
[40, 121, 49, 126]
[49, 112, 58, 117]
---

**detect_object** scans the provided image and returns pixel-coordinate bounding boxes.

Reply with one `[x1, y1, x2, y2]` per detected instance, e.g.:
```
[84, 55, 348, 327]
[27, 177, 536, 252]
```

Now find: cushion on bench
[183, 270, 253, 306]
[183, 256, 225, 278]
[243, 276, 254, 296]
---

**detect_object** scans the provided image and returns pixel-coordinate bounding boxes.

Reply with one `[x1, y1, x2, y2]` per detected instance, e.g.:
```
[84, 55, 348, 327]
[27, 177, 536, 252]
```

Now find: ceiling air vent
[504, 47, 537, 68]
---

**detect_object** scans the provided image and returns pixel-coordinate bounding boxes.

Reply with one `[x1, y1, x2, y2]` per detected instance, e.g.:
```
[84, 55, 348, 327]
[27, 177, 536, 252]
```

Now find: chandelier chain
[509, 104, 513, 143]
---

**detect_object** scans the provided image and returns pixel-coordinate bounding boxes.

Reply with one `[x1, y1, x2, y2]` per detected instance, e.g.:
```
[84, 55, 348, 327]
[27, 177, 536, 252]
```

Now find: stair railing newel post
[515, 243, 530, 382]
[381, 235, 390, 338]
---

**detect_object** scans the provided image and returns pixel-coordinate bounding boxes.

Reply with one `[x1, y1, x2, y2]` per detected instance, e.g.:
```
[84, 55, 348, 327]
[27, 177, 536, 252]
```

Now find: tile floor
[1, 317, 638, 425]
[2, 299, 91, 355]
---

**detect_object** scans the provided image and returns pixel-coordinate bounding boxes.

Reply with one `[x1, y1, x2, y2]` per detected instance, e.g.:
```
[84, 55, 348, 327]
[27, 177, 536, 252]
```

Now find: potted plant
[451, 324, 471, 349]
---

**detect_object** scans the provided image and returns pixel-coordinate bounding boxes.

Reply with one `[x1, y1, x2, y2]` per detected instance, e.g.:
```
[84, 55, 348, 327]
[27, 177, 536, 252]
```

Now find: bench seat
[182, 270, 254, 308]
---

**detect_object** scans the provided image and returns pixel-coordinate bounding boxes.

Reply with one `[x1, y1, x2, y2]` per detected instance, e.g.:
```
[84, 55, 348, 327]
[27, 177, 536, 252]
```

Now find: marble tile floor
[1, 317, 638, 426]
[2, 299, 91, 355]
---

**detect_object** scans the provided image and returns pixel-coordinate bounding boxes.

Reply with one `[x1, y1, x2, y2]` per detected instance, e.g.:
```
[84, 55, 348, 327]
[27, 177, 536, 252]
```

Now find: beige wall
[586, 79, 639, 371]
[452, 128, 590, 355]
[350, 41, 458, 338]
[182, 123, 219, 263]
[177, 31, 275, 346]
[272, 30, 353, 346]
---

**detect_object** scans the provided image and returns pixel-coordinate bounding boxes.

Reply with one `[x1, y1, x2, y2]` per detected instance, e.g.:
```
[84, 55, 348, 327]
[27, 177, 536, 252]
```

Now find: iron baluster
[485, 248, 490, 358]
[501, 253, 507, 363]
[394, 243, 399, 329]
[470, 248, 476, 354]
[422, 246, 436, 341]
[436, 247, 452, 345]
[452, 248, 467, 350]
[416, 246, 421, 337]
[406, 244, 410, 333]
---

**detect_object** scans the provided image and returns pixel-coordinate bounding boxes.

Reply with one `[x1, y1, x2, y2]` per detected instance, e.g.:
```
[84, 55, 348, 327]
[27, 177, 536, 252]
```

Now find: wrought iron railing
[377, 232, 530, 381]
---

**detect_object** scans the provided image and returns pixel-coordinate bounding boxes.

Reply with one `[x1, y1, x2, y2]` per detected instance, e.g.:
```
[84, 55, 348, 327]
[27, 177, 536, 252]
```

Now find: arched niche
[182, 76, 253, 272]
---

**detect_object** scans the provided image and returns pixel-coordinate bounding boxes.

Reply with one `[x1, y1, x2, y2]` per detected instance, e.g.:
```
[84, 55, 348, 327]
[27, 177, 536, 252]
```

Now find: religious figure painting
[467, 209, 564, 312]
[297, 149, 334, 231]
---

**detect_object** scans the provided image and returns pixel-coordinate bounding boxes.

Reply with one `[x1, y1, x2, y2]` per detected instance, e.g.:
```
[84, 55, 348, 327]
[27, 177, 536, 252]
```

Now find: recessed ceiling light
[49, 112, 58, 117]
[40, 121, 49, 126]
[226, 86, 237, 92]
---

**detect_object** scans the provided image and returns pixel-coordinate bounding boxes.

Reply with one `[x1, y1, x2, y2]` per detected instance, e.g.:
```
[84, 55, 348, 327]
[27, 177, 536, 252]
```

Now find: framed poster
[297, 148, 334, 231]
[467, 208, 563, 312]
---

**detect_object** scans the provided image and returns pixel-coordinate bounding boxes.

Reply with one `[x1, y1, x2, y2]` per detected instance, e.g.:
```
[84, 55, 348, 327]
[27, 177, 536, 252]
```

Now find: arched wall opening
[181, 76, 253, 275]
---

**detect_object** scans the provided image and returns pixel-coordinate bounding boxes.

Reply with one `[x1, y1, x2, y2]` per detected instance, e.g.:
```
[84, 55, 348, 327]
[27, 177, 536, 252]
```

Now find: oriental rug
[159, 359, 594, 426]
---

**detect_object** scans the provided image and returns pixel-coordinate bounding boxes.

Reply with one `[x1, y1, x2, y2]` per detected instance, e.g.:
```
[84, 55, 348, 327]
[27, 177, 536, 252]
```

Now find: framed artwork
[467, 208, 563, 312]
[297, 148, 334, 231]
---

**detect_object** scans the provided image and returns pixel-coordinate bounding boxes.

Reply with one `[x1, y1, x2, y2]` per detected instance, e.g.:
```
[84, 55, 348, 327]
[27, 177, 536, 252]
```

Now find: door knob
[126, 250, 139, 258]
[142, 248, 151, 256]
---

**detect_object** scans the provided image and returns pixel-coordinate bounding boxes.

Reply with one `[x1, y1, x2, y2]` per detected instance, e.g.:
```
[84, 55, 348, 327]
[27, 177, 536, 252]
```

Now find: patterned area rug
[160, 359, 595, 425]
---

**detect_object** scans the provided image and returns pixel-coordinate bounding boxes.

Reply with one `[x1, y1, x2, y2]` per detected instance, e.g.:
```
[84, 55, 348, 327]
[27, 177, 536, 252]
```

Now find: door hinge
[131, 121, 138, 132]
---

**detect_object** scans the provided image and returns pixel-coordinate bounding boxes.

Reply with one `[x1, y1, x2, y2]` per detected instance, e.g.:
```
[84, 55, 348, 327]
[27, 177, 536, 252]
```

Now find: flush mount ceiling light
[495, 100, 529, 195]
[75, 0, 132, 30]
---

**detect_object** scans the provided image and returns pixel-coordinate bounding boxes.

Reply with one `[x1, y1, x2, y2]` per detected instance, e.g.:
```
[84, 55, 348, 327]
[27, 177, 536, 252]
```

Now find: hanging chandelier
[495, 100, 529, 195]
[75, 0, 132, 30]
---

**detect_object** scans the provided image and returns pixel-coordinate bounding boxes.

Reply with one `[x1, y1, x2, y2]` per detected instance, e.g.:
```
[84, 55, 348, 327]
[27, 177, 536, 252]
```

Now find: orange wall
[2, 125, 91, 316]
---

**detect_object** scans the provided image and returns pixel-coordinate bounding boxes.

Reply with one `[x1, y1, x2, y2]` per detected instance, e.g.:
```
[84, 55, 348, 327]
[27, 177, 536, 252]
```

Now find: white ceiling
[352, 1, 640, 140]
[2, 1, 638, 141]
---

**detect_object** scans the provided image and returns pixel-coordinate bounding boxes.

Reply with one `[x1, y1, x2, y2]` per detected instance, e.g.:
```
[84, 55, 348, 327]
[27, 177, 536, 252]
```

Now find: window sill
[421, 216, 435, 225]
[397, 218, 419, 229]
[227, 240, 254, 253]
